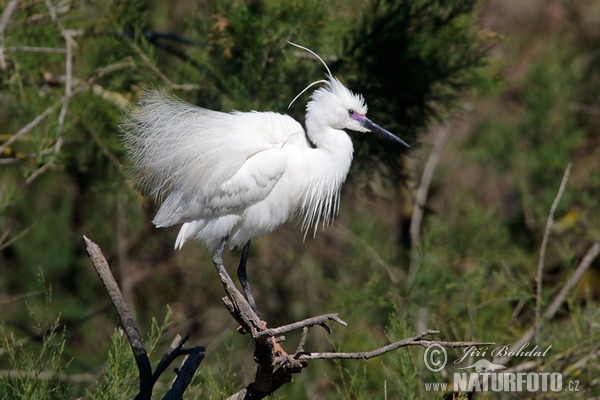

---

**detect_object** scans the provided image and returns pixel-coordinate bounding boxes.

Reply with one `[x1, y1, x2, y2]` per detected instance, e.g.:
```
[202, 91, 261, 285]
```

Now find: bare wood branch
[4, 46, 66, 53]
[0, 104, 57, 155]
[334, 224, 399, 284]
[300, 335, 494, 361]
[256, 313, 347, 340]
[25, 2, 75, 185]
[0, 0, 19, 70]
[494, 241, 600, 365]
[215, 249, 487, 400]
[535, 162, 571, 345]
[161, 347, 206, 400]
[0, 369, 97, 384]
[152, 333, 206, 386]
[82, 236, 153, 399]
[409, 123, 450, 285]
[295, 327, 309, 355]
[544, 241, 599, 319]
[84, 235, 206, 399]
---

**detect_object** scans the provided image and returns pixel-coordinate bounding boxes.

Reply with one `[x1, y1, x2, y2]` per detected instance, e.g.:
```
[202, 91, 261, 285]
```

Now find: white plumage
[122, 49, 408, 253]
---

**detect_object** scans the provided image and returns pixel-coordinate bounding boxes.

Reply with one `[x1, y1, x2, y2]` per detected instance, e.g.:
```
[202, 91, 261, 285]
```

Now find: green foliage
[1, 0, 600, 398]
[89, 329, 138, 400]
[0, 282, 71, 400]
[0, 323, 70, 400]
[345, 0, 492, 152]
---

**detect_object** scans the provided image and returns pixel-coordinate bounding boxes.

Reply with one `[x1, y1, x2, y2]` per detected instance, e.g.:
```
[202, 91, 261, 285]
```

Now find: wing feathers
[123, 90, 302, 227]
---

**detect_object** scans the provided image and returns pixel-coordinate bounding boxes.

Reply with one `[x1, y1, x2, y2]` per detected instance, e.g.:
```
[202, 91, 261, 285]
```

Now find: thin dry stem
[409, 123, 450, 285]
[83, 236, 152, 398]
[534, 162, 571, 345]
[25, 2, 76, 184]
[84, 236, 205, 400]
[215, 249, 488, 399]
[0, 0, 20, 70]
[494, 240, 599, 365]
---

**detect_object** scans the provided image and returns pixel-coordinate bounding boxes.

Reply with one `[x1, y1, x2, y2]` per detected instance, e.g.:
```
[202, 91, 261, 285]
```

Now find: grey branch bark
[83, 235, 153, 399]
[83, 236, 205, 400]
[214, 248, 490, 400]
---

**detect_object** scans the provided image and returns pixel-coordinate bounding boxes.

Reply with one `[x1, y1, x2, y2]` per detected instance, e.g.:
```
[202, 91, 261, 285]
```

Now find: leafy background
[1, 0, 599, 398]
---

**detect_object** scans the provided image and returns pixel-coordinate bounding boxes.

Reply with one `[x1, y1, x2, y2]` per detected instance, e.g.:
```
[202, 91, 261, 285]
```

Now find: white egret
[123, 43, 409, 316]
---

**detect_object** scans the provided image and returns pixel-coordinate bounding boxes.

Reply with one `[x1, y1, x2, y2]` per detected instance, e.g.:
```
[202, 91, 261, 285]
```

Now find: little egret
[123, 43, 409, 317]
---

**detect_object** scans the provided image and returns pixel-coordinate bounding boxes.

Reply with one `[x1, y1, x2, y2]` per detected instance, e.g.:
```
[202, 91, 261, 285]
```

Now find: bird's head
[288, 42, 409, 148]
[309, 77, 410, 147]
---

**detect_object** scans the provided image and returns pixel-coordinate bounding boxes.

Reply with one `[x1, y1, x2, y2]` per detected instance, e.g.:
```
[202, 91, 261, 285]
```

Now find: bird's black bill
[362, 118, 410, 148]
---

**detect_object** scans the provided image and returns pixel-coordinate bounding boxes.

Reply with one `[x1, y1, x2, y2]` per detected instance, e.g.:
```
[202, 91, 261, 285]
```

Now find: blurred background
[1, 0, 599, 398]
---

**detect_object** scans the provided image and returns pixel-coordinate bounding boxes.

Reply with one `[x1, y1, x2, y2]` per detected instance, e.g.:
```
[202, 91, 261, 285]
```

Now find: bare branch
[83, 236, 153, 399]
[83, 236, 205, 400]
[256, 313, 347, 340]
[544, 241, 599, 320]
[409, 123, 450, 285]
[162, 347, 206, 400]
[494, 241, 600, 365]
[24, 2, 76, 184]
[0, 0, 19, 70]
[535, 163, 571, 345]
[0, 104, 57, 155]
[0, 369, 97, 384]
[301, 334, 493, 360]
[4, 46, 66, 53]
[215, 248, 486, 399]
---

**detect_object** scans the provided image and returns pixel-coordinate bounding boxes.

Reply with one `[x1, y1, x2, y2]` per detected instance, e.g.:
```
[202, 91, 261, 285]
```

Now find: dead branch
[83, 236, 153, 398]
[213, 249, 491, 400]
[535, 162, 571, 345]
[0, 0, 19, 70]
[297, 331, 493, 361]
[256, 313, 347, 340]
[162, 346, 206, 400]
[85, 234, 491, 399]
[409, 123, 450, 285]
[494, 240, 600, 365]
[83, 236, 205, 400]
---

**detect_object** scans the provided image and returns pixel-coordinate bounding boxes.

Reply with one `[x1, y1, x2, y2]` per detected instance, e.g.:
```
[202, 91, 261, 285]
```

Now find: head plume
[287, 42, 333, 109]
[286, 42, 366, 114]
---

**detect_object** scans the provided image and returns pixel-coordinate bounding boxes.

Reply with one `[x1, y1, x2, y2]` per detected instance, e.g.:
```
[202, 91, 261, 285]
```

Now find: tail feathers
[173, 216, 242, 250]
[175, 222, 199, 250]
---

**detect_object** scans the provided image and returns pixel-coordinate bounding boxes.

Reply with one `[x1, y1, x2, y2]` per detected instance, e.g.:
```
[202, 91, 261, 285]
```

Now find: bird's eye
[348, 109, 364, 121]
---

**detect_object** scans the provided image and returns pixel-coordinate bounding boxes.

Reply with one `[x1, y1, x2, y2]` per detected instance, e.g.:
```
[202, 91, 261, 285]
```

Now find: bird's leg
[213, 237, 235, 286]
[237, 240, 260, 319]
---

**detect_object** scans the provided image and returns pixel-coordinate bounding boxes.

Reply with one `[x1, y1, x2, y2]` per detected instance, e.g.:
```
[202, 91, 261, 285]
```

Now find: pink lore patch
[350, 111, 366, 121]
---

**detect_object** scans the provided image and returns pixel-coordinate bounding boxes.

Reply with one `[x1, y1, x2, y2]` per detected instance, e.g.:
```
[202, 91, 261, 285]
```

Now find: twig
[215, 249, 487, 399]
[494, 241, 600, 365]
[83, 236, 153, 399]
[0, 104, 58, 155]
[408, 123, 450, 285]
[162, 347, 206, 400]
[83, 236, 205, 400]
[335, 223, 398, 284]
[256, 313, 347, 340]
[122, 33, 174, 87]
[544, 241, 599, 319]
[295, 327, 309, 355]
[0, 225, 32, 251]
[300, 336, 493, 360]
[535, 163, 571, 345]
[4, 46, 66, 53]
[152, 334, 206, 385]
[0, 369, 97, 384]
[0, 0, 19, 70]
[25, 1, 76, 184]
